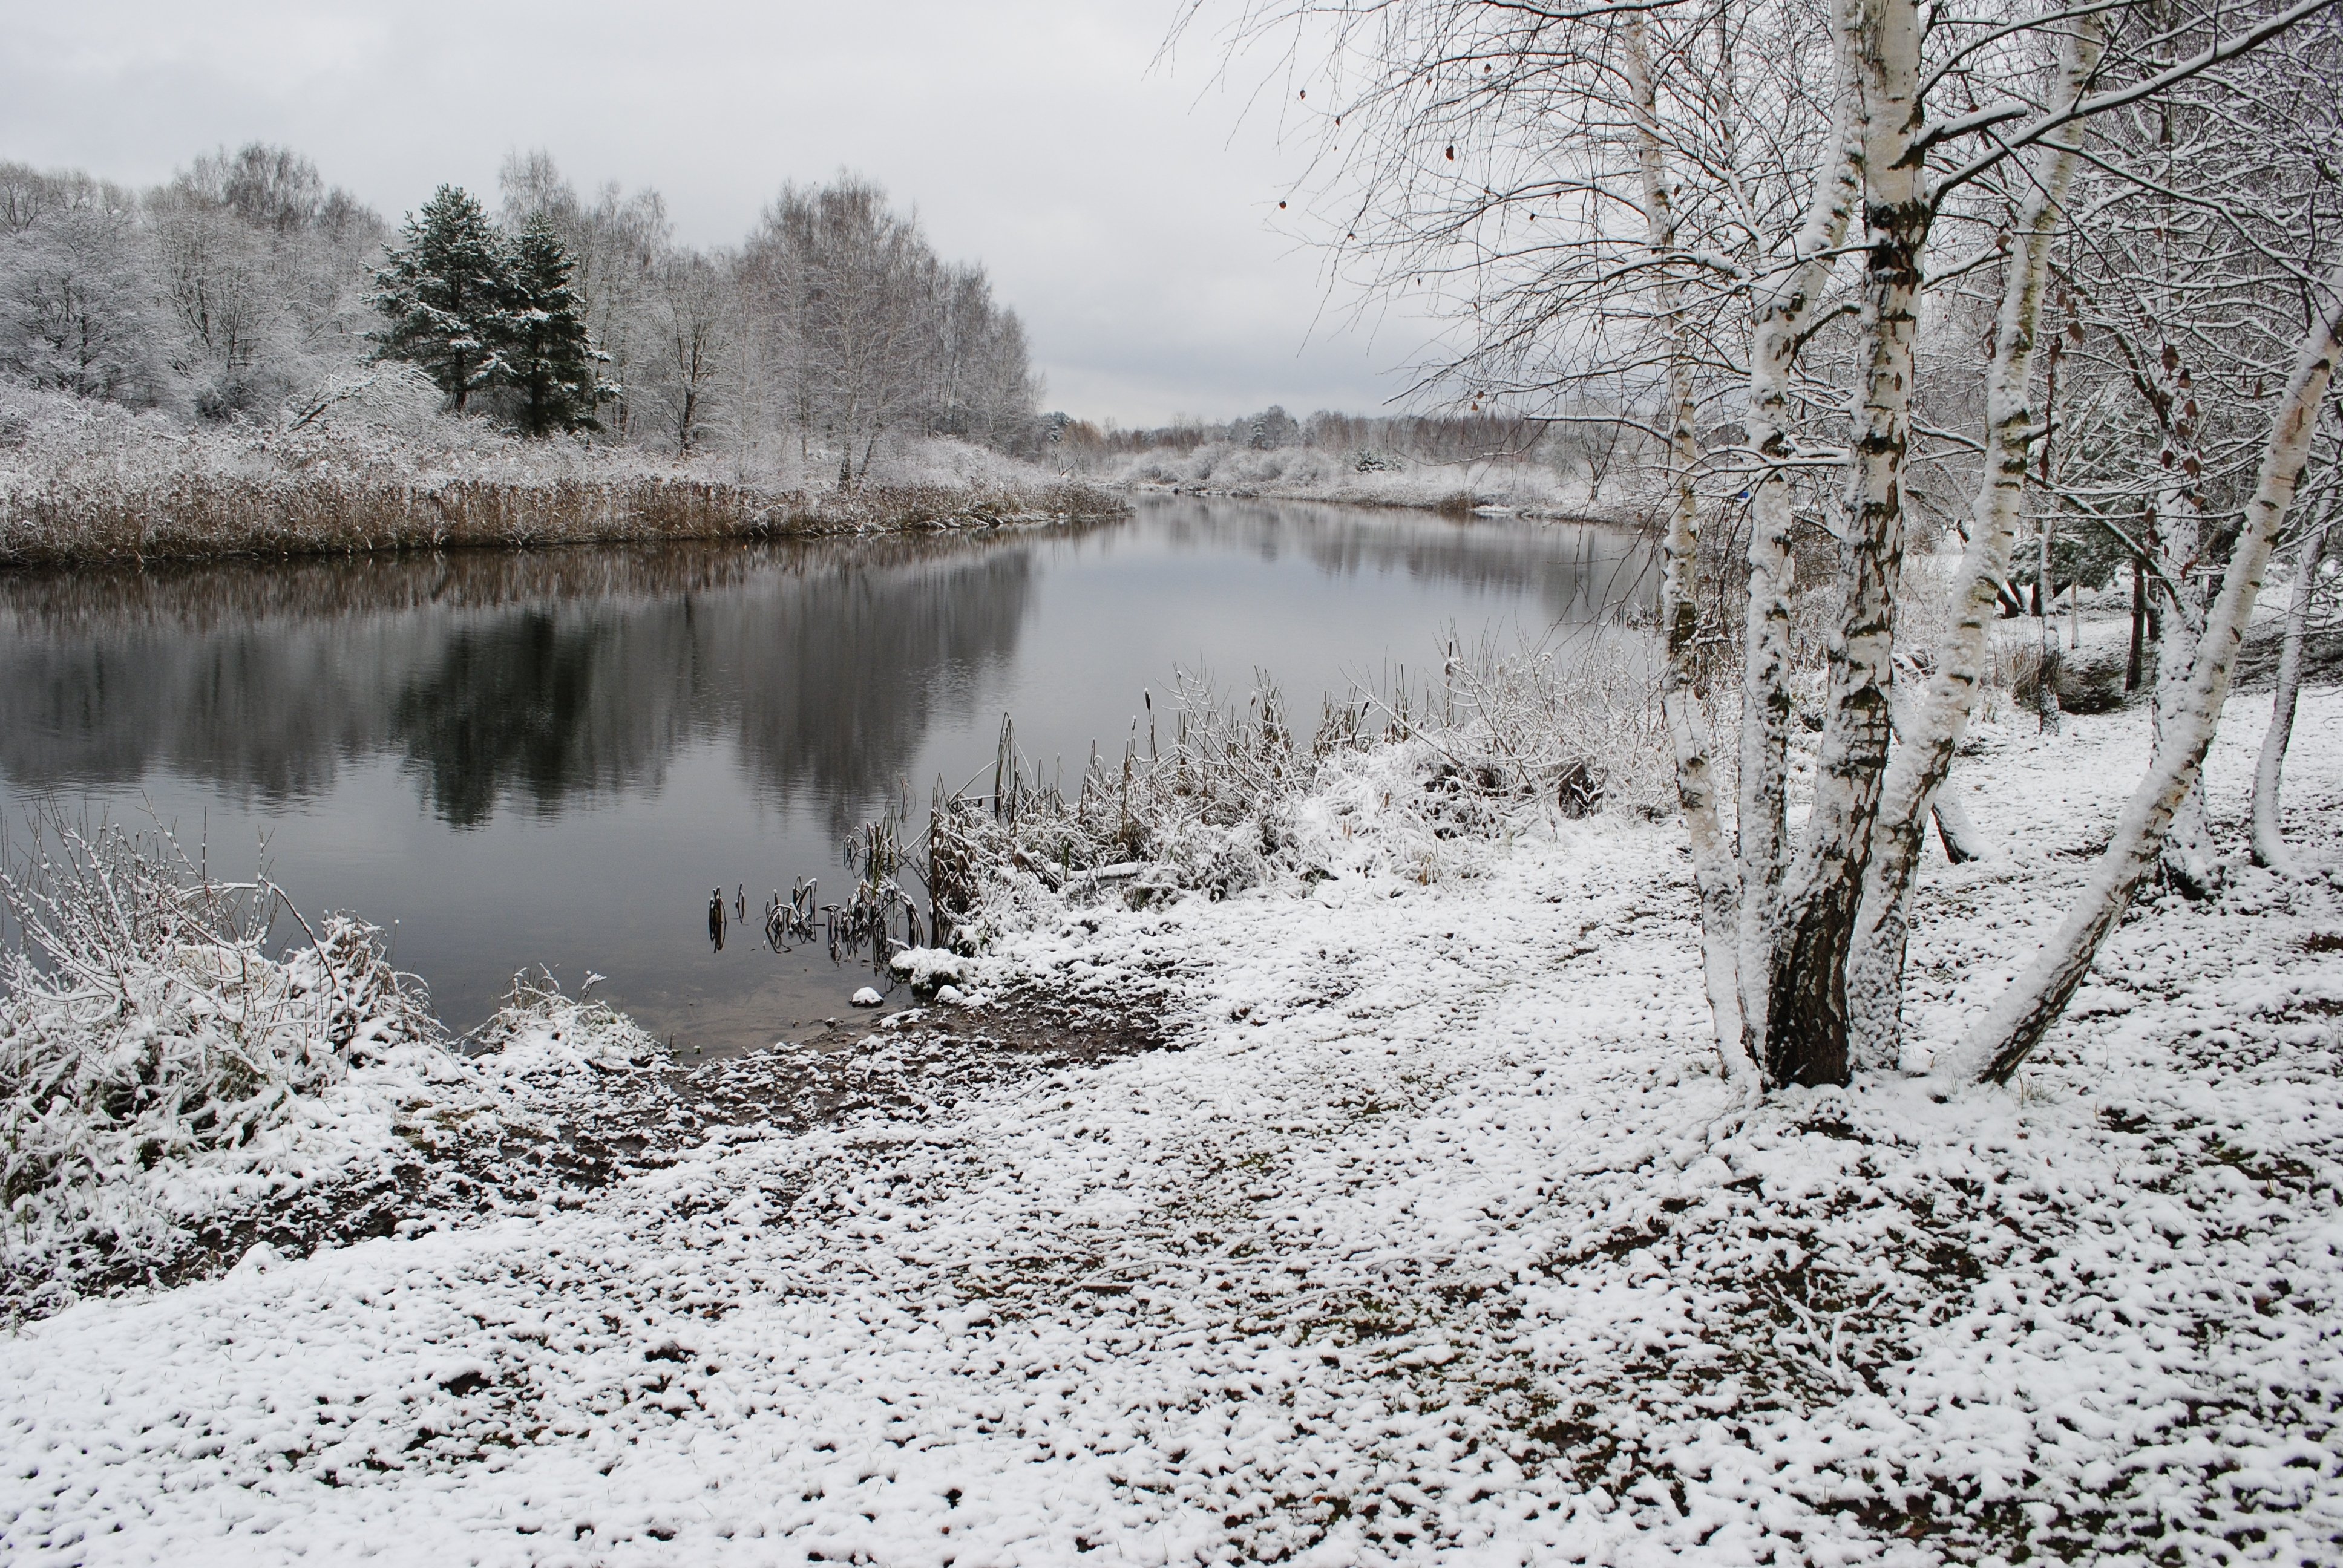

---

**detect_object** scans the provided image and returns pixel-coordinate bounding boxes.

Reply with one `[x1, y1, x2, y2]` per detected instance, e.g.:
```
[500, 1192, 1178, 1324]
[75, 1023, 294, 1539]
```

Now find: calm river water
[1, 496, 1651, 1050]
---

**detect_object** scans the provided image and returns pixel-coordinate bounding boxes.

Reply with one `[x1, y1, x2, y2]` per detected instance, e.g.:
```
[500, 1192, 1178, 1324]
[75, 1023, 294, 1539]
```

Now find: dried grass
[899, 634, 1669, 954]
[0, 472, 1123, 569]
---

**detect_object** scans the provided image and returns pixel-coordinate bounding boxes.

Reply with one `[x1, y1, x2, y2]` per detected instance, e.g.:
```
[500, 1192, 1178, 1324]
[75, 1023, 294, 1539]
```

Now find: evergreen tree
[370, 185, 511, 413]
[503, 214, 611, 437]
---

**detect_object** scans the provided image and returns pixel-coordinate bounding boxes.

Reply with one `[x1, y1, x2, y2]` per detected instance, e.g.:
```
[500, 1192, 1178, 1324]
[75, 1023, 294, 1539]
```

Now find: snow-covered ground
[4, 686, 2339, 1564]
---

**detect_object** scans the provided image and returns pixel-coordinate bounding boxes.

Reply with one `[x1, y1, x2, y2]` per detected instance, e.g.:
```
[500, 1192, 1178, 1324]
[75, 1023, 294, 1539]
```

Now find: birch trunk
[1763, 0, 1923, 1089]
[2153, 467, 2223, 897]
[1736, 0, 1860, 1070]
[1947, 266, 2343, 1085]
[2251, 508, 2333, 873]
[1625, 10, 1750, 1074]
[1930, 791, 1995, 866]
[1844, 14, 2100, 1070]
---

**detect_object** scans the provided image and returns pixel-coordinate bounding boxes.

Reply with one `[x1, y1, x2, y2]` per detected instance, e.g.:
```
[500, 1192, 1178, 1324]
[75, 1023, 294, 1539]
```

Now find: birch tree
[2250, 491, 2335, 872]
[1944, 261, 2342, 1082]
[1844, 11, 2103, 1067]
[1195, 0, 2338, 1094]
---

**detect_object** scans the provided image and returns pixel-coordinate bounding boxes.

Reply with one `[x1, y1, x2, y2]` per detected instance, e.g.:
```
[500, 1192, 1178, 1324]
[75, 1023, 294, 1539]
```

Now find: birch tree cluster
[1200, 0, 2343, 1090]
[0, 145, 1041, 480]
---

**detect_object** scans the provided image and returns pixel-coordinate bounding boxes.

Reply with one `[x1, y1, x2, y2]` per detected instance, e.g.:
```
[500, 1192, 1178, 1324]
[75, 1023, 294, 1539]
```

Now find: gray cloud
[0, 0, 1447, 425]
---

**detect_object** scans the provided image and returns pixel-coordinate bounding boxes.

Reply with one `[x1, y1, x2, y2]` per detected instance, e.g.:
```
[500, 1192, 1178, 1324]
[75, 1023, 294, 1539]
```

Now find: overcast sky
[0, 0, 1446, 426]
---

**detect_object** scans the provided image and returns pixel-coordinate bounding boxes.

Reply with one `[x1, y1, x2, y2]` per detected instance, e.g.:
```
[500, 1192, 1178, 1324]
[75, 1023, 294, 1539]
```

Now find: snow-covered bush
[0, 820, 453, 1294]
[0, 822, 673, 1313]
[461, 967, 666, 1091]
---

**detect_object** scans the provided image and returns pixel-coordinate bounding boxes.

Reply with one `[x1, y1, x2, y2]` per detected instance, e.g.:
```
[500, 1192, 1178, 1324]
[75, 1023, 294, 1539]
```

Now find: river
[0, 495, 1651, 1051]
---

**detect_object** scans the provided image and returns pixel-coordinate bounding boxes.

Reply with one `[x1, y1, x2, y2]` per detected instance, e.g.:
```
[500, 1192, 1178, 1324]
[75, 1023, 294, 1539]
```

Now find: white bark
[1845, 13, 2100, 1071]
[1625, 10, 1750, 1077]
[2251, 509, 2333, 874]
[1736, 0, 1860, 1071]
[1946, 264, 2343, 1086]
[1763, 0, 1922, 1089]
[2153, 462, 2223, 897]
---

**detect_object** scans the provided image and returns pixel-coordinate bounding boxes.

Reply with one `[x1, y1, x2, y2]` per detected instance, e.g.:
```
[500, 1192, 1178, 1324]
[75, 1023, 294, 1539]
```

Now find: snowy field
[4, 685, 2340, 1565]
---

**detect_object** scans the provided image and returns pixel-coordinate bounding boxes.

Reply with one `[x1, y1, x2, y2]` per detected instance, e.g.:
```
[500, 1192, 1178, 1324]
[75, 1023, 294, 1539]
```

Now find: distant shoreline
[1122, 479, 1639, 528]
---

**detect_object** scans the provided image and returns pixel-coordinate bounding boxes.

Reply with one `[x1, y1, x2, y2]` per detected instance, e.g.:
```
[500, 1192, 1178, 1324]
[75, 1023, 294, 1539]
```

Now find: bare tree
[647, 249, 736, 455]
[742, 177, 1037, 485]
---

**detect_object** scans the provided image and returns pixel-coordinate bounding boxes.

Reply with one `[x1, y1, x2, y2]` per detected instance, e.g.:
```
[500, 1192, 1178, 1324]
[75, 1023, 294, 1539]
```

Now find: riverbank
[2, 668, 2337, 1561]
[0, 384, 1120, 569]
[0, 470, 1124, 569]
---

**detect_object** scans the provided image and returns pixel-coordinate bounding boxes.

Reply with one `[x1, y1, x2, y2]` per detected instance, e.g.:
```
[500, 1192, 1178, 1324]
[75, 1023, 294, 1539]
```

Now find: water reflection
[1142, 498, 1648, 626]
[0, 534, 1040, 825]
[0, 500, 1647, 831]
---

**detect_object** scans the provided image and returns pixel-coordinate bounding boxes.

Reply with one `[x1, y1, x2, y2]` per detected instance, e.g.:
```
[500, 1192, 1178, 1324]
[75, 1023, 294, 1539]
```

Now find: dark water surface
[1, 496, 1651, 1050]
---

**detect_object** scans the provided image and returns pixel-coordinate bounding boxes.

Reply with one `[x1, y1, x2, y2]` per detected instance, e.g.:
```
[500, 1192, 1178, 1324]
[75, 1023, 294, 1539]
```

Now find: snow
[2, 685, 2339, 1564]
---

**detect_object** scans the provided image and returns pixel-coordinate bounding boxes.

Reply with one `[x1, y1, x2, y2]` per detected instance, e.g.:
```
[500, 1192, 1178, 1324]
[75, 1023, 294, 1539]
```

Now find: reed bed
[0, 471, 1124, 570]
[888, 636, 1670, 962]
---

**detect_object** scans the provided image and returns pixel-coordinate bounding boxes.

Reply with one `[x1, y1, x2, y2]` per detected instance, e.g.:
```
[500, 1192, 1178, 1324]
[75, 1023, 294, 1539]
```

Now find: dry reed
[0, 472, 1125, 570]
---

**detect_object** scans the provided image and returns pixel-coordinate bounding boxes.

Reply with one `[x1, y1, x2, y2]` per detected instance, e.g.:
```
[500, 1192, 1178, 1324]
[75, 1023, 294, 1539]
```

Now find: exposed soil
[55, 981, 1174, 1309]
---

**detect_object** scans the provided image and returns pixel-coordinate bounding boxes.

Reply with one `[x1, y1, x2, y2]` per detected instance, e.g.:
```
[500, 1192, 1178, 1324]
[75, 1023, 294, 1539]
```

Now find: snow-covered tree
[0, 147, 1040, 466]
[499, 152, 666, 441]
[646, 249, 735, 454]
[370, 185, 513, 414]
[740, 175, 1039, 482]
[502, 214, 611, 437]
[0, 198, 167, 404]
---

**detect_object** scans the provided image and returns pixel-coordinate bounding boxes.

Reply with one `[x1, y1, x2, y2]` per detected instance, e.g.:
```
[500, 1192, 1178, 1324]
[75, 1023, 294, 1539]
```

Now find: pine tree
[503, 214, 611, 437]
[370, 185, 512, 413]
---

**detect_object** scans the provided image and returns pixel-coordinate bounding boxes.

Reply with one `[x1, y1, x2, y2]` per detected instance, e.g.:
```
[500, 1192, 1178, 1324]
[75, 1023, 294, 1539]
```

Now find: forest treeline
[0, 144, 1042, 479]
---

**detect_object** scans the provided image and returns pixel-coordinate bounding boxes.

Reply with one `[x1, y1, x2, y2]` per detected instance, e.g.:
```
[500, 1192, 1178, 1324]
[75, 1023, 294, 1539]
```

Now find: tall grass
[0, 471, 1122, 569]
[897, 635, 1670, 953]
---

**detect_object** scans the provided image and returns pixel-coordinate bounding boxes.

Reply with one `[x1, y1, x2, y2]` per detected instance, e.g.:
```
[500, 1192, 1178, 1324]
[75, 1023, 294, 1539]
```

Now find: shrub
[1, 818, 448, 1296]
